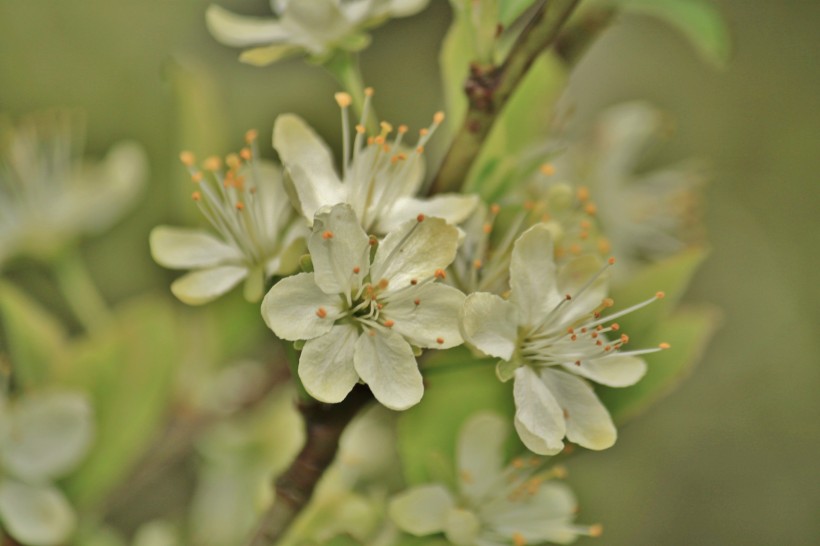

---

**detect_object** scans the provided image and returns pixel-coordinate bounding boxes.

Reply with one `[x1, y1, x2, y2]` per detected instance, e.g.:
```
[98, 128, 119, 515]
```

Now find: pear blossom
[207, 0, 431, 66]
[150, 131, 304, 305]
[262, 203, 464, 410]
[273, 90, 478, 234]
[0, 110, 146, 268]
[389, 412, 600, 545]
[461, 224, 669, 455]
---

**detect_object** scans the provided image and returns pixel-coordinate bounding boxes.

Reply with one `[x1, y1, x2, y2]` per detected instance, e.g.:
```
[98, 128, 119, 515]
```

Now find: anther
[352, 266, 360, 274]
[577, 186, 590, 202]
[380, 121, 393, 133]
[659, 342, 671, 349]
[436, 337, 445, 345]
[383, 319, 395, 328]
[316, 307, 327, 319]
[482, 223, 492, 234]
[417, 213, 425, 222]
[203, 156, 221, 171]
[191, 191, 201, 201]
[433, 111, 445, 124]
[611, 323, 620, 331]
[235, 202, 245, 211]
[191, 172, 203, 183]
[490, 203, 501, 214]
[355, 124, 366, 134]
[540, 163, 555, 176]
[398, 124, 408, 134]
[584, 203, 598, 215]
[322, 230, 334, 239]
[378, 278, 389, 290]
[244, 129, 258, 143]
[334, 92, 352, 108]
[473, 259, 482, 269]
[240, 148, 252, 161]
[575, 360, 581, 366]
[419, 128, 429, 136]
[608, 257, 616, 265]
[414, 298, 420, 306]
[368, 236, 378, 246]
[589, 524, 604, 538]
[179, 151, 196, 166]
[603, 298, 614, 307]
[565, 294, 572, 301]
[512, 532, 527, 546]
[434, 269, 447, 280]
[410, 278, 418, 285]
[620, 334, 630, 343]
[416, 145, 425, 154]
[364, 87, 374, 97]
[226, 153, 241, 170]
[656, 291, 666, 299]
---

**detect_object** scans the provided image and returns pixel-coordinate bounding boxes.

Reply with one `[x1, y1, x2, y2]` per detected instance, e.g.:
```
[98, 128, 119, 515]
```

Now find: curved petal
[389, 484, 454, 535]
[309, 204, 370, 295]
[239, 43, 302, 66]
[563, 354, 647, 387]
[206, 5, 291, 47]
[299, 324, 360, 403]
[387, 0, 431, 17]
[371, 216, 459, 291]
[377, 193, 479, 234]
[510, 224, 561, 329]
[0, 479, 75, 546]
[485, 482, 580, 544]
[444, 508, 482, 546]
[273, 114, 344, 224]
[386, 283, 465, 349]
[513, 366, 565, 455]
[170, 266, 247, 305]
[457, 413, 507, 502]
[540, 369, 616, 451]
[261, 272, 343, 341]
[150, 226, 242, 269]
[460, 292, 517, 360]
[354, 329, 423, 410]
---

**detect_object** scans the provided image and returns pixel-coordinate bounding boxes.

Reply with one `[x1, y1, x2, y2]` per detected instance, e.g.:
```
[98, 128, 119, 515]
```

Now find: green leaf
[60, 296, 180, 508]
[0, 281, 67, 387]
[621, 0, 731, 68]
[440, 6, 475, 130]
[398, 347, 514, 485]
[597, 305, 720, 423]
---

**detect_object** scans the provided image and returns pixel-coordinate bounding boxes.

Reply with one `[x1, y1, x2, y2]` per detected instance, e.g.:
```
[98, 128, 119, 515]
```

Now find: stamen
[244, 129, 258, 143]
[316, 307, 327, 318]
[540, 163, 555, 176]
[335, 92, 352, 108]
[417, 213, 425, 222]
[322, 230, 334, 240]
[179, 151, 196, 167]
[434, 269, 446, 280]
[436, 337, 444, 344]
[203, 156, 221, 171]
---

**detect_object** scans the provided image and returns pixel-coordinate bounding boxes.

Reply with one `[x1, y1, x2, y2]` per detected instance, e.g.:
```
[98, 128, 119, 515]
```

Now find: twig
[247, 385, 373, 546]
[554, 7, 616, 66]
[429, 0, 581, 195]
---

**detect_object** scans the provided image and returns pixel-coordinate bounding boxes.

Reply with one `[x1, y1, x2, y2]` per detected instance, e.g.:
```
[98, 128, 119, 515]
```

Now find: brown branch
[429, 0, 581, 195]
[247, 385, 373, 546]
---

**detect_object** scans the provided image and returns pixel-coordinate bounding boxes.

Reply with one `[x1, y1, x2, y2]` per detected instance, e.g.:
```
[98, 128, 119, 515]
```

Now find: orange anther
[322, 230, 334, 239]
[414, 298, 420, 306]
[235, 201, 245, 211]
[608, 257, 616, 265]
[659, 342, 671, 350]
[383, 319, 395, 328]
[540, 163, 555, 176]
[245, 129, 258, 143]
[191, 191, 201, 201]
[179, 151, 196, 166]
[316, 307, 327, 318]
[353, 266, 360, 274]
[656, 291, 666, 299]
[436, 337, 445, 345]
[417, 213, 425, 222]
[410, 278, 418, 285]
[434, 269, 446, 280]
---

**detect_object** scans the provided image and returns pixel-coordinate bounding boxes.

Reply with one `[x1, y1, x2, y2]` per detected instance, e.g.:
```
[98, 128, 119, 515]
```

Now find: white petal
[206, 5, 291, 47]
[513, 366, 565, 455]
[299, 324, 360, 403]
[309, 203, 370, 295]
[563, 354, 647, 387]
[386, 283, 465, 349]
[0, 392, 93, 482]
[273, 114, 345, 224]
[540, 369, 616, 451]
[170, 266, 247, 305]
[389, 484, 454, 535]
[510, 224, 562, 328]
[371, 216, 459, 291]
[150, 226, 242, 269]
[485, 482, 579, 544]
[261, 273, 343, 341]
[376, 194, 479, 234]
[354, 329, 423, 410]
[387, 0, 431, 17]
[239, 43, 302, 66]
[460, 292, 517, 360]
[0, 479, 75, 546]
[457, 413, 507, 502]
[444, 508, 482, 546]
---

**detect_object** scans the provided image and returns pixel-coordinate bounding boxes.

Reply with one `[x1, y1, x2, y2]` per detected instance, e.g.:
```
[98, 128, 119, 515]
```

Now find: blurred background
[0, 0, 817, 544]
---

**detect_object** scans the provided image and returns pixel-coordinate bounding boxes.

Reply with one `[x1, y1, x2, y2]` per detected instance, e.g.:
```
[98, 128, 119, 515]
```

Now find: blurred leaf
[610, 246, 708, 337]
[398, 347, 514, 485]
[60, 296, 179, 508]
[440, 5, 474, 130]
[499, 0, 540, 26]
[598, 305, 720, 423]
[620, 0, 731, 68]
[0, 281, 67, 387]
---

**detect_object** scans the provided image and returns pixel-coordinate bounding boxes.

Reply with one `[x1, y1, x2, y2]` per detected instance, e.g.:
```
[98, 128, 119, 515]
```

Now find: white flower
[262, 203, 464, 410]
[389, 412, 600, 545]
[0, 111, 146, 268]
[461, 224, 669, 455]
[273, 90, 478, 234]
[207, 0, 431, 66]
[150, 131, 304, 305]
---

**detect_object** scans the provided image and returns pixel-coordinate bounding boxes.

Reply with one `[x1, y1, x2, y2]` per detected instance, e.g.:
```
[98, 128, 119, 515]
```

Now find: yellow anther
[398, 124, 408, 134]
[240, 147, 252, 161]
[419, 128, 429, 136]
[603, 298, 614, 307]
[179, 151, 196, 166]
[433, 111, 445, 124]
[364, 87, 374, 97]
[659, 342, 671, 350]
[540, 163, 555, 176]
[416, 145, 425, 154]
[589, 524, 604, 538]
[191, 172, 203, 183]
[656, 291, 666, 299]
[203, 156, 221, 171]
[380, 121, 393, 133]
[334, 92, 352, 108]
[598, 238, 611, 254]
[244, 129, 258, 143]
[355, 124, 366, 134]
[584, 202, 598, 215]
[512, 532, 527, 546]
[225, 153, 241, 170]
[577, 186, 590, 202]
[191, 191, 201, 201]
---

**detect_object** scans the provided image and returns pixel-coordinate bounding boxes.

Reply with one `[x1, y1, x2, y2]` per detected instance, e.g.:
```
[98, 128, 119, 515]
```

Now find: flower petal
[457, 413, 507, 502]
[273, 114, 345, 224]
[485, 482, 580, 544]
[239, 43, 302, 66]
[0, 479, 75, 546]
[299, 324, 360, 403]
[460, 292, 517, 360]
[563, 354, 647, 387]
[540, 368, 616, 450]
[513, 366, 565, 455]
[261, 272, 344, 341]
[170, 266, 247, 305]
[371, 216, 459, 291]
[354, 329, 423, 410]
[510, 224, 562, 328]
[150, 226, 242, 269]
[386, 283, 465, 349]
[206, 5, 291, 47]
[376, 194, 479, 234]
[389, 484, 454, 535]
[444, 508, 482, 546]
[309, 203, 370, 295]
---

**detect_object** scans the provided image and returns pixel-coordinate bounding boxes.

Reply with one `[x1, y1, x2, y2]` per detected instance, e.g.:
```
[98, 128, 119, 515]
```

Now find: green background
[0, 1, 817, 544]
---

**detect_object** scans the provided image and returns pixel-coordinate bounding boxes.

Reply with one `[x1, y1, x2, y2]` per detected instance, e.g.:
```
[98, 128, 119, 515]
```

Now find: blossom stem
[324, 51, 378, 133]
[429, 0, 580, 195]
[52, 249, 112, 332]
[247, 385, 373, 546]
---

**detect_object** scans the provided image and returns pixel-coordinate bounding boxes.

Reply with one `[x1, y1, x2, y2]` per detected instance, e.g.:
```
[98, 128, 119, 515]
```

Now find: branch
[554, 7, 616, 66]
[247, 386, 373, 546]
[429, 0, 581, 195]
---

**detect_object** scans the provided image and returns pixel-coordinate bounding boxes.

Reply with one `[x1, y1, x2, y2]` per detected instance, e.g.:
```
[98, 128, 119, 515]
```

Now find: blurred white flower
[390, 412, 600, 545]
[207, 0, 431, 66]
[461, 225, 669, 455]
[262, 203, 464, 410]
[0, 111, 146, 268]
[273, 90, 478, 234]
[150, 131, 305, 305]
